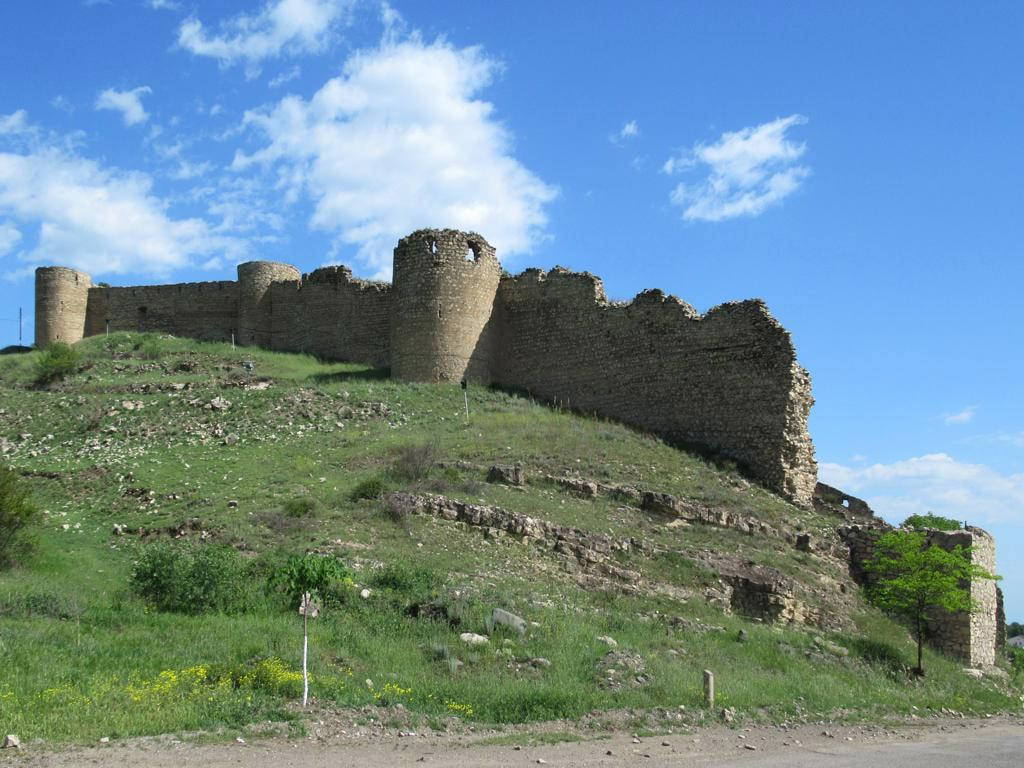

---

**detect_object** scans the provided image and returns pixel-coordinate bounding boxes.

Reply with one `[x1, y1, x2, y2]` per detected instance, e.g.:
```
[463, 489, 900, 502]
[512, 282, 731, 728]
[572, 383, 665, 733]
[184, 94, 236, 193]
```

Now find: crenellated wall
[34, 228, 816, 505]
[268, 266, 391, 366]
[492, 267, 817, 506]
[87, 281, 239, 341]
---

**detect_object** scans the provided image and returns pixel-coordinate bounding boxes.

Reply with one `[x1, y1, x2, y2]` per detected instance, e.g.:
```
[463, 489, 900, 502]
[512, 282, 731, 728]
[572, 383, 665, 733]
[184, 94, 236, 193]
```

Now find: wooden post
[703, 669, 714, 709]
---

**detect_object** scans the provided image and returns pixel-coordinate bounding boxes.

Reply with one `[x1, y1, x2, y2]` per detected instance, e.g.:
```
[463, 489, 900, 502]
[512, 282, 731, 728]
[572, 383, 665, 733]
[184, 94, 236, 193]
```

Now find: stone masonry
[35, 227, 817, 506]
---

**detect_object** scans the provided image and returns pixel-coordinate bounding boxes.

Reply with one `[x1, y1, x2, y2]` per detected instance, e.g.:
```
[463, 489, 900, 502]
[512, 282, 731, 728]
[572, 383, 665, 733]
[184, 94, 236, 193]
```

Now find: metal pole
[18, 307, 22, 344]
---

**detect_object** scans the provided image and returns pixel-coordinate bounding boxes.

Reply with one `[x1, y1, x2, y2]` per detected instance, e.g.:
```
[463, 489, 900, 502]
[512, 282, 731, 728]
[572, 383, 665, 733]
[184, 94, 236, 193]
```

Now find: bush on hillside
[33, 342, 79, 386]
[0, 467, 39, 568]
[130, 540, 251, 614]
[350, 475, 387, 501]
[902, 513, 962, 532]
[283, 496, 316, 518]
[390, 441, 440, 482]
[846, 637, 909, 677]
[268, 552, 354, 608]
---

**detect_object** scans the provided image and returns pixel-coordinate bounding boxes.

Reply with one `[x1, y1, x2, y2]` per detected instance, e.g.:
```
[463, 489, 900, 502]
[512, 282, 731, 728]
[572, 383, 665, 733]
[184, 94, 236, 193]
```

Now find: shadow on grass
[309, 366, 390, 384]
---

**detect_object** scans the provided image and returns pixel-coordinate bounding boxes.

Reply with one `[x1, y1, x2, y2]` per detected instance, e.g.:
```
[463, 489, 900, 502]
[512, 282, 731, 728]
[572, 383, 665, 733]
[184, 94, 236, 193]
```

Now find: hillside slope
[0, 334, 1018, 744]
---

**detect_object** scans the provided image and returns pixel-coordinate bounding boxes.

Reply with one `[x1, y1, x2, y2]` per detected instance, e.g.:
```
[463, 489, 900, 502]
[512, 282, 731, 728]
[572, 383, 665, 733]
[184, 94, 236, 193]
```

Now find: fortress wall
[493, 268, 818, 506]
[391, 229, 502, 383]
[268, 266, 391, 366]
[89, 281, 239, 341]
[35, 267, 92, 346]
[925, 527, 998, 667]
[238, 261, 301, 348]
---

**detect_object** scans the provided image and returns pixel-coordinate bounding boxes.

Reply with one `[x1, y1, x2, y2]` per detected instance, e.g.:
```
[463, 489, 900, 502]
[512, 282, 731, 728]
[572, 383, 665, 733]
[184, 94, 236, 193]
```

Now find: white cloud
[95, 86, 153, 126]
[234, 34, 556, 277]
[944, 405, 978, 425]
[610, 120, 639, 144]
[0, 220, 22, 256]
[269, 65, 302, 88]
[177, 0, 351, 77]
[663, 114, 809, 222]
[147, 0, 180, 9]
[50, 95, 74, 114]
[0, 115, 243, 277]
[820, 453, 1024, 527]
[0, 111, 32, 136]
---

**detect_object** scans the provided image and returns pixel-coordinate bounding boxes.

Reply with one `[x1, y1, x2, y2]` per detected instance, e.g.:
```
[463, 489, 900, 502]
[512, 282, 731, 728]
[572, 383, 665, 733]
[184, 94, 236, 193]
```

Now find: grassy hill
[0, 333, 1019, 744]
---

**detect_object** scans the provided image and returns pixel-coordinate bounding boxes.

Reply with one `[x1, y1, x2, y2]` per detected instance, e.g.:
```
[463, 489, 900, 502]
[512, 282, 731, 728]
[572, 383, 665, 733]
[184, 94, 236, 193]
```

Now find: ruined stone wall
[87, 282, 239, 341]
[268, 266, 391, 366]
[390, 229, 501, 383]
[35, 267, 92, 346]
[925, 527, 998, 667]
[839, 522, 998, 667]
[237, 261, 301, 348]
[492, 268, 817, 506]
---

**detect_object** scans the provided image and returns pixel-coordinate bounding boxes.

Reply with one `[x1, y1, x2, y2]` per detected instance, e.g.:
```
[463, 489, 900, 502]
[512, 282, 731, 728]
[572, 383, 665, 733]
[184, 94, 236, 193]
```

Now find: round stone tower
[237, 260, 301, 348]
[390, 229, 501, 383]
[35, 266, 92, 346]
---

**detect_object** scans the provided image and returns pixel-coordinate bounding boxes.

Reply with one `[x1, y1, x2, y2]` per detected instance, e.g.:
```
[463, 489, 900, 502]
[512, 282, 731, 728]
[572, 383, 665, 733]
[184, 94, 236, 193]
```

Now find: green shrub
[129, 540, 251, 614]
[268, 552, 354, 608]
[33, 342, 79, 386]
[350, 476, 387, 501]
[903, 513, 962, 531]
[390, 441, 440, 482]
[137, 337, 164, 360]
[846, 637, 908, 677]
[369, 562, 441, 604]
[283, 497, 316, 518]
[0, 467, 39, 568]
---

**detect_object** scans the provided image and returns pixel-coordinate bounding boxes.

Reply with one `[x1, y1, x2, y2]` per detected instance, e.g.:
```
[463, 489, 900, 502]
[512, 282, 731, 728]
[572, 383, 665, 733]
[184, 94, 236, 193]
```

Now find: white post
[302, 604, 309, 707]
[464, 389, 470, 420]
[703, 669, 714, 709]
[231, 332, 235, 350]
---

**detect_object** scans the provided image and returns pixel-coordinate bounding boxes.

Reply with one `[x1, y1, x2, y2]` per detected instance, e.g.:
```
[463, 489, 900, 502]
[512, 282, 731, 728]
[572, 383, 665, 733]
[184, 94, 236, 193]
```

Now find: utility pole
[18, 307, 22, 344]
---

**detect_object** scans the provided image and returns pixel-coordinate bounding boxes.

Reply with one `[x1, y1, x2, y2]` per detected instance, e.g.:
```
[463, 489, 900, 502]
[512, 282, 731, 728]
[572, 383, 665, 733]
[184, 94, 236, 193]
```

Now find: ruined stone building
[36, 228, 818, 506]
[35, 227, 1001, 666]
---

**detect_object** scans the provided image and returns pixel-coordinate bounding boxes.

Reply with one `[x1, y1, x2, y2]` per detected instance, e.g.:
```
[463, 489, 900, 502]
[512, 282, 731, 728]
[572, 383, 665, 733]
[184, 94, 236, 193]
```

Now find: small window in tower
[138, 306, 148, 315]
[465, 241, 481, 262]
[430, 240, 438, 255]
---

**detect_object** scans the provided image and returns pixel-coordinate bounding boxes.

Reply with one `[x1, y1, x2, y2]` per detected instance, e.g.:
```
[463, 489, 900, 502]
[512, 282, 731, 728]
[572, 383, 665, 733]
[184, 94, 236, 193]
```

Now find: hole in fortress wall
[430, 240, 438, 255]
[465, 241, 481, 262]
[842, 499, 850, 508]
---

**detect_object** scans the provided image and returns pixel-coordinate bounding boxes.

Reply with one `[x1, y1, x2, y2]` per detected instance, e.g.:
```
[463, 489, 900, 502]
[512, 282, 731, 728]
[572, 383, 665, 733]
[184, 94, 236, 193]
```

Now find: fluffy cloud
[147, 0, 180, 9]
[663, 114, 809, 222]
[0, 110, 31, 136]
[0, 220, 21, 256]
[234, 35, 556, 277]
[0, 113, 242, 277]
[820, 453, 1024, 526]
[178, 0, 351, 76]
[943, 405, 978, 425]
[95, 86, 153, 126]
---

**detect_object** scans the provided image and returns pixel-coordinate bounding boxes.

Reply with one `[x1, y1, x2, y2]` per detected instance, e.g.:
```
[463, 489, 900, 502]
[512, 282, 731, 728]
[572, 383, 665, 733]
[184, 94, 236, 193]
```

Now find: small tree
[0, 467, 38, 568]
[865, 530, 995, 675]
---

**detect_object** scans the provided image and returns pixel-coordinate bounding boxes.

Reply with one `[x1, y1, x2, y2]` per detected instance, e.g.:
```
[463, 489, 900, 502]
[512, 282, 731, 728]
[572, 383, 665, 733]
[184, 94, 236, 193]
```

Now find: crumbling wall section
[87, 281, 239, 341]
[839, 522, 998, 667]
[925, 527, 998, 667]
[493, 268, 817, 506]
[268, 266, 391, 366]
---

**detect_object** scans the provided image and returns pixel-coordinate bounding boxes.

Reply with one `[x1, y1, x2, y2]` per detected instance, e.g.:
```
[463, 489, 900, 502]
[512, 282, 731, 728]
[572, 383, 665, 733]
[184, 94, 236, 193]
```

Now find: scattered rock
[223, 433, 239, 446]
[721, 707, 736, 724]
[596, 650, 647, 689]
[2, 735, 20, 750]
[360, 588, 371, 599]
[459, 632, 489, 646]
[227, 500, 239, 508]
[597, 635, 618, 648]
[795, 532, 813, 552]
[208, 396, 231, 411]
[962, 668, 985, 679]
[487, 464, 525, 486]
[492, 608, 527, 636]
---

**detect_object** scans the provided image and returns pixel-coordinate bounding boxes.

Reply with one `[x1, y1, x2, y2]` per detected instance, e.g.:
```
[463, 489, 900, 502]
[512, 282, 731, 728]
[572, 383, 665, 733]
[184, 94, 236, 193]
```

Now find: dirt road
[5, 716, 1022, 768]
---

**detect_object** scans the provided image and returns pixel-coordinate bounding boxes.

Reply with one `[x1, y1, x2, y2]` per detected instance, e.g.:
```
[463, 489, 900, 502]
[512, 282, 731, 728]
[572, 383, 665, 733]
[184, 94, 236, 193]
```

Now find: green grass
[0, 333, 1019, 744]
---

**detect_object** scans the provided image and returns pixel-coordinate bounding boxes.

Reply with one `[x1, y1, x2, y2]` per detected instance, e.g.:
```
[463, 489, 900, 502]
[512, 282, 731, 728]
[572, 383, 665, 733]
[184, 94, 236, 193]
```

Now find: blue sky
[1, 1, 1022, 620]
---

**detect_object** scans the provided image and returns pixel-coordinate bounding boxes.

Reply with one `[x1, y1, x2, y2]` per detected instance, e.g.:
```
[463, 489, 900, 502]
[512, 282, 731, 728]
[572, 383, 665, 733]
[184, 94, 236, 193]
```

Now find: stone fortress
[35, 227, 1000, 666]
[36, 228, 817, 507]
